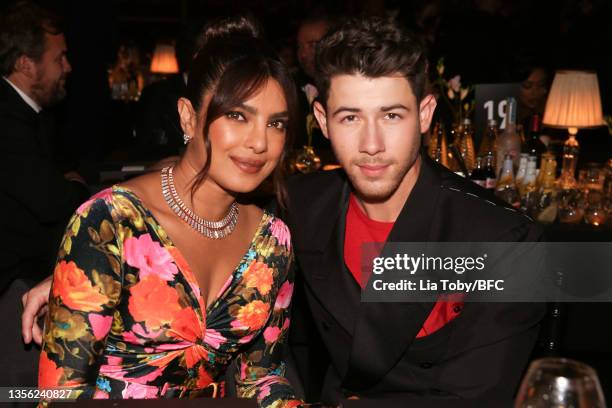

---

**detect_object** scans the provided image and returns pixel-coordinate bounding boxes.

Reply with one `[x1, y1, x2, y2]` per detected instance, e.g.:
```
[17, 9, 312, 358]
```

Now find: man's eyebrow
[332, 107, 360, 117]
[381, 104, 409, 112]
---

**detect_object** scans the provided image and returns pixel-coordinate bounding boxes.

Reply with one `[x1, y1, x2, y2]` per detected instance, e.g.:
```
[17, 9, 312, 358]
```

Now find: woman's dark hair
[185, 15, 298, 208]
[314, 16, 428, 106]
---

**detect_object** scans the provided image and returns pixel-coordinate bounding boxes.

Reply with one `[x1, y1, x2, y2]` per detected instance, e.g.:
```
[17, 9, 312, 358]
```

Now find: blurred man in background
[0, 0, 88, 386]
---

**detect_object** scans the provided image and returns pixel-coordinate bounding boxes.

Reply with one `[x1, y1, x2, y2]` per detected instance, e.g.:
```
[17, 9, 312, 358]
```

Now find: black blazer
[0, 79, 89, 292]
[285, 154, 546, 404]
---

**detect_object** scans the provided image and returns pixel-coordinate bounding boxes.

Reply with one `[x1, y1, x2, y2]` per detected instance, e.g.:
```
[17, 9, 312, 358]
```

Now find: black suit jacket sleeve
[2, 115, 89, 224]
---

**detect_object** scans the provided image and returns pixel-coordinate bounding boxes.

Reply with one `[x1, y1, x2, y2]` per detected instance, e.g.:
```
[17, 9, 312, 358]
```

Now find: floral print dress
[39, 186, 301, 408]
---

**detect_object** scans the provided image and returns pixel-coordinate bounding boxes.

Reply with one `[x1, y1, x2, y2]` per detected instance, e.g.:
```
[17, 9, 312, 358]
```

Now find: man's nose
[359, 121, 385, 155]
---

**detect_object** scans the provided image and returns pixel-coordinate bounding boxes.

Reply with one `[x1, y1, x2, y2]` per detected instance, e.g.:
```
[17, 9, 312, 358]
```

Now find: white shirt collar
[2, 77, 42, 113]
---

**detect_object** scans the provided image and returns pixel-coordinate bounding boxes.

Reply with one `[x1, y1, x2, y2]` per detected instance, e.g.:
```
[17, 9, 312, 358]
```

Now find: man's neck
[355, 154, 422, 223]
[3, 74, 42, 113]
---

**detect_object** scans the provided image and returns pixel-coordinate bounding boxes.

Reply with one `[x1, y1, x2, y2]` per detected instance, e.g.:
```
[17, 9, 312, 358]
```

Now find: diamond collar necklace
[160, 166, 238, 239]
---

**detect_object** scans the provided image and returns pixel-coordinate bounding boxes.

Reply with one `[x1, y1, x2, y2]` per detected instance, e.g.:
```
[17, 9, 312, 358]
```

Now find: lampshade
[542, 70, 604, 130]
[150, 44, 179, 74]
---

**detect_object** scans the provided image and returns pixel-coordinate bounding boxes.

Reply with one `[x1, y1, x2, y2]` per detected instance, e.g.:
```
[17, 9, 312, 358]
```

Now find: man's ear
[14, 55, 36, 79]
[312, 100, 329, 139]
[177, 97, 197, 136]
[418, 94, 437, 134]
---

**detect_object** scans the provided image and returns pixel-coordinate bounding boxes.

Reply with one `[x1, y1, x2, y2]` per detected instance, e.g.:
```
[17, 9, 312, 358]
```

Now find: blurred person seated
[513, 56, 551, 129]
[0, 0, 89, 386]
[293, 12, 335, 167]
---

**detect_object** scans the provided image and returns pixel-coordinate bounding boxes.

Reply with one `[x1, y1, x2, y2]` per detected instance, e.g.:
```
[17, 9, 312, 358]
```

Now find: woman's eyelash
[226, 111, 246, 121]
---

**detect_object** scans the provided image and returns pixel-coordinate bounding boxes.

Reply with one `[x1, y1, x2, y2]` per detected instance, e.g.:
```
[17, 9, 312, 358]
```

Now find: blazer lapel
[295, 177, 361, 336]
[342, 155, 444, 390]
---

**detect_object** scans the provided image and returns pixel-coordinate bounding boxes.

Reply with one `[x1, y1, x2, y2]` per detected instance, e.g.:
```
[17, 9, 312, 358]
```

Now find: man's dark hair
[314, 16, 428, 105]
[0, 1, 63, 76]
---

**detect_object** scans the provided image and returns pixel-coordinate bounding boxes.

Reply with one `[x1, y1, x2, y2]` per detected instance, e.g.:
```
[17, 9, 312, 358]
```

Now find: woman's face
[183, 78, 289, 195]
[520, 68, 549, 111]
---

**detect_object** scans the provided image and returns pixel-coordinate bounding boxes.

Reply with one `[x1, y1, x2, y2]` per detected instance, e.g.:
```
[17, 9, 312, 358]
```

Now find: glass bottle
[495, 154, 520, 208]
[447, 122, 463, 173]
[483, 153, 497, 190]
[520, 157, 538, 215]
[515, 153, 529, 193]
[478, 119, 498, 169]
[458, 118, 476, 172]
[523, 114, 547, 167]
[535, 153, 558, 223]
[470, 156, 486, 188]
[496, 97, 521, 175]
[428, 122, 449, 168]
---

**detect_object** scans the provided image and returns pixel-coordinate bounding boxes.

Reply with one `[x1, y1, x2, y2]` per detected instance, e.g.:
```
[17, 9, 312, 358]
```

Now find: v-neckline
[112, 185, 269, 317]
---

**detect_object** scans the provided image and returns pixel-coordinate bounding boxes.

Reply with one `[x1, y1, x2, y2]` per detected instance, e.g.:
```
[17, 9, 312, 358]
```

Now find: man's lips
[357, 163, 390, 176]
[230, 156, 266, 174]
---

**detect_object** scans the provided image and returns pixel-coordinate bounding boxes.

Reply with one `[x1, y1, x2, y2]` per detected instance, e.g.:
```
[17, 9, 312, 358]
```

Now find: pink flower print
[258, 384, 271, 401]
[240, 361, 248, 380]
[123, 323, 162, 345]
[204, 329, 226, 350]
[270, 219, 291, 250]
[263, 326, 281, 344]
[88, 314, 113, 340]
[122, 382, 159, 399]
[99, 364, 127, 378]
[283, 318, 290, 330]
[274, 281, 293, 310]
[132, 323, 163, 339]
[131, 367, 164, 385]
[238, 333, 255, 344]
[93, 389, 109, 399]
[77, 189, 113, 215]
[124, 234, 178, 281]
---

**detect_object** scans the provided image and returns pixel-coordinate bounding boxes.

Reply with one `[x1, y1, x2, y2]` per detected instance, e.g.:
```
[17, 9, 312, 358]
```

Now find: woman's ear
[177, 97, 197, 136]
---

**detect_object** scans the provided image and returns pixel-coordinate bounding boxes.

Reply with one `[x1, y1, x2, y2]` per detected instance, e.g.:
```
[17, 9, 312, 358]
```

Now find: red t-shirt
[344, 194, 463, 338]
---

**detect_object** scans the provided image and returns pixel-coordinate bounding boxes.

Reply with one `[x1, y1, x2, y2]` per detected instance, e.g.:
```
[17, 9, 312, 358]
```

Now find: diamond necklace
[161, 166, 238, 239]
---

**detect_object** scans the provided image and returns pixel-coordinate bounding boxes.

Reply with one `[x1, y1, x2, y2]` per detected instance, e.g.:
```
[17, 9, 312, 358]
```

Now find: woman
[37, 16, 302, 407]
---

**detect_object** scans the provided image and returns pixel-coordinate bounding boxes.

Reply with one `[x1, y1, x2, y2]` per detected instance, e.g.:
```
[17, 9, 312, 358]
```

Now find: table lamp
[542, 70, 604, 188]
[150, 43, 179, 75]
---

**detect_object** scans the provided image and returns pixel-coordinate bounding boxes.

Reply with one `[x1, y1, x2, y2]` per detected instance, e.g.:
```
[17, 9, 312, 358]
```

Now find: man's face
[296, 20, 328, 79]
[313, 74, 436, 201]
[31, 33, 71, 107]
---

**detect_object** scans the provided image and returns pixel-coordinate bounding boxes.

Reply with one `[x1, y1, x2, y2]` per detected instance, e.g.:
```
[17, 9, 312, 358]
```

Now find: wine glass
[557, 188, 584, 224]
[584, 188, 608, 226]
[515, 358, 606, 408]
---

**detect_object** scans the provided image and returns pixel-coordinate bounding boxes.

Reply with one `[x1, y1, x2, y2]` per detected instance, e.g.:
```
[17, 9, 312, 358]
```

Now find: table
[50, 398, 256, 407]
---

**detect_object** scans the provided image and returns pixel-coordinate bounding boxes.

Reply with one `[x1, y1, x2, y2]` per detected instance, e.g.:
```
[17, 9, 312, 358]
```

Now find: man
[293, 14, 334, 166]
[285, 16, 545, 404]
[1, 1, 88, 386]
[21, 16, 544, 404]
[297, 15, 329, 83]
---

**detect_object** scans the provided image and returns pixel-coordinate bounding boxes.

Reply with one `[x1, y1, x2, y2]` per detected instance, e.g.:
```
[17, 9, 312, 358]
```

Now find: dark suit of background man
[285, 16, 545, 405]
[0, 1, 89, 386]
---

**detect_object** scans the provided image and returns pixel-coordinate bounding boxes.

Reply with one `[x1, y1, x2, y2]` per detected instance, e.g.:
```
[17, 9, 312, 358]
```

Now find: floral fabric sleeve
[234, 256, 302, 408]
[39, 196, 122, 398]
